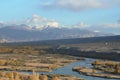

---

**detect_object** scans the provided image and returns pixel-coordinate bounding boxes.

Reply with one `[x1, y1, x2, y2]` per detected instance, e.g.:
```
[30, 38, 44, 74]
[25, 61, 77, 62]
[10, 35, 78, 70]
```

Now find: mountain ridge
[1, 35, 120, 46]
[0, 25, 112, 42]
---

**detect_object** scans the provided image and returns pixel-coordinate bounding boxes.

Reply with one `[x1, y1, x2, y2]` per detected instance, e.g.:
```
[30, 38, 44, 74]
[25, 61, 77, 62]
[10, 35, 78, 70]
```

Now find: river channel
[22, 58, 119, 80]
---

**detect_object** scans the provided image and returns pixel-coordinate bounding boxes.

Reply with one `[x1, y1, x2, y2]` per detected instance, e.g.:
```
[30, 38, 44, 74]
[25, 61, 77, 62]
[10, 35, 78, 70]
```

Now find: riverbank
[0, 71, 85, 80]
[92, 60, 120, 74]
[72, 66, 120, 79]
[0, 53, 83, 72]
[0, 46, 119, 80]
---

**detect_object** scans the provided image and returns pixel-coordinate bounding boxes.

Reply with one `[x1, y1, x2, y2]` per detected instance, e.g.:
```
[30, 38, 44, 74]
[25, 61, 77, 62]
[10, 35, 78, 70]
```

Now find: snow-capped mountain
[0, 24, 112, 42]
[0, 15, 113, 42]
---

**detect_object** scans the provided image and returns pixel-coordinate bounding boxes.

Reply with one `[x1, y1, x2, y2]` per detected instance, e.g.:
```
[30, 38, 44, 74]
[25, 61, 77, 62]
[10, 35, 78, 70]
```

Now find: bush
[0, 60, 6, 66]
[5, 72, 14, 79]
[115, 67, 120, 74]
[0, 71, 4, 77]
[52, 76, 59, 80]
[41, 74, 48, 80]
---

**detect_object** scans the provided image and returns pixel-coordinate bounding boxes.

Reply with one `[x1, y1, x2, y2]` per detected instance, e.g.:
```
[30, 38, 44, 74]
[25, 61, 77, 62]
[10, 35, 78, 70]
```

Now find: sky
[0, 0, 120, 34]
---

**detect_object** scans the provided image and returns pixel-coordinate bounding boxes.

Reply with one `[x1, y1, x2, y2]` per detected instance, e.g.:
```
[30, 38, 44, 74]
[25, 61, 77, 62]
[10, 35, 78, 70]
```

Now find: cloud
[70, 21, 120, 34]
[94, 22, 120, 28]
[78, 22, 89, 28]
[26, 14, 48, 25]
[73, 22, 90, 28]
[0, 20, 4, 24]
[104, 23, 120, 28]
[0, 20, 5, 28]
[118, 19, 120, 23]
[75, 20, 120, 29]
[92, 22, 120, 34]
[41, 0, 120, 11]
[69, 21, 120, 30]
[1, 14, 59, 30]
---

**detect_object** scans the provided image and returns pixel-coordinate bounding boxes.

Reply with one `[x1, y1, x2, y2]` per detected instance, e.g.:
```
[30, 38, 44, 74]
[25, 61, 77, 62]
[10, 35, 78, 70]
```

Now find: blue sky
[0, 0, 120, 34]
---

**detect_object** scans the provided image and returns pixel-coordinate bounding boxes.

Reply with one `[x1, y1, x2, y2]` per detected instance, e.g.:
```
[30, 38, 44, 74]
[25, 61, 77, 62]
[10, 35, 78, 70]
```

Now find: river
[22, 58, 119, 80]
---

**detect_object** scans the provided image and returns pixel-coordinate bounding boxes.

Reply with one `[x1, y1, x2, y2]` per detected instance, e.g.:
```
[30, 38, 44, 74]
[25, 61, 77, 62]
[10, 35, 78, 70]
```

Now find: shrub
[41, 74, 48, 80]
[28, 69, 40, 80]
[92, 60, 102, 65]
[5, 72, 14, 79]
[0, 71, 4, 77]
[52, 76, 60, 80]
[0, 60, 6, 66]
[115, 67, 120, 74]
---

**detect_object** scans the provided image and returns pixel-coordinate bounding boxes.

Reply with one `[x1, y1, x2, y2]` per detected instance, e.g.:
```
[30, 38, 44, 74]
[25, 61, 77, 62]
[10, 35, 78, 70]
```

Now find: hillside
[0, 25, 112, 42]
[1, 35, 120, 61]
[2, 35, 119, 46]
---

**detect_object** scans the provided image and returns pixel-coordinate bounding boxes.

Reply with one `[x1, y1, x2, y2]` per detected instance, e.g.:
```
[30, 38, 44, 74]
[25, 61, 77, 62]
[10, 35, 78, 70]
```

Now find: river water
[23, 58, 119, 80]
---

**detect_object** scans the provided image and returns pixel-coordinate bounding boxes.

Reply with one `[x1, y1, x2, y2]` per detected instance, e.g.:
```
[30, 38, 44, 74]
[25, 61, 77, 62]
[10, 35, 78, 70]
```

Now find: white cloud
[77, 22, 89, 28]
[72, 22, 90, 28]
[91, 22, 120, 34]
[26, 14, 48, 25]
[56, 0, 102, 10]
[2, 14, 59, 30]
[118, 19, 120, 23]
[103, 23, 120, 28]
[0, 20, 5, 28]
[95, 22, 120, 28]
[42, 0, 120, 11]
[74, 21, 120, 29]
[0, 20, 4, 24]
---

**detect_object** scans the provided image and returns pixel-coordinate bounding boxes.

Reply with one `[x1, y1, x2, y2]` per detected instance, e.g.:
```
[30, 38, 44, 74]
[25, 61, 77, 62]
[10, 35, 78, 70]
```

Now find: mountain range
[0, 24, 112, 42]
[0, 24, 113, 42]
[0, 15, 113, 42]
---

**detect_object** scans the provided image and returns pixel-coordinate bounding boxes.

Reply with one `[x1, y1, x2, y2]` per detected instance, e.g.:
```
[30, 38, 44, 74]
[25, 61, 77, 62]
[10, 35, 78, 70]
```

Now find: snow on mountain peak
[94, 30, 100, 33]
[25, 14, 59, 30]
[47, 21, 59, 28]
